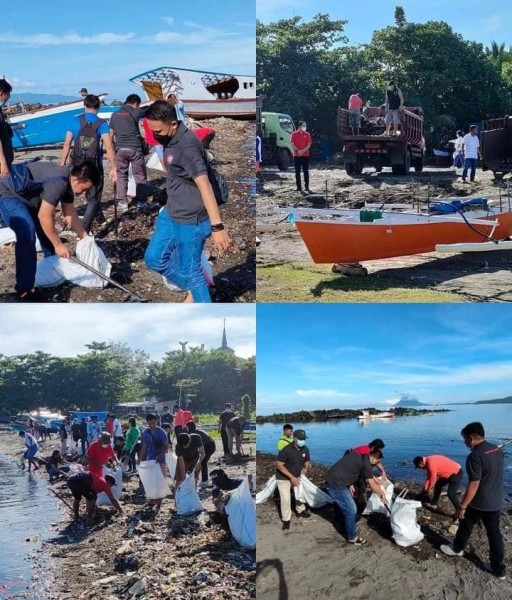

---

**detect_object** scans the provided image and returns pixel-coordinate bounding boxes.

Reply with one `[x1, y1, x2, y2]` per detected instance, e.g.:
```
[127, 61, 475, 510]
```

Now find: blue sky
[257, 0, 511, 48]
[0, 305, 255, 360]
[257, 304, 512, 414]
[1, 0, 255, 101]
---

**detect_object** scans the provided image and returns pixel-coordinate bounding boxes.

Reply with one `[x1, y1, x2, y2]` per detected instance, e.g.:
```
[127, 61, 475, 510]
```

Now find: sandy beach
[256, 452, 512, 600]
[0, 429, 256, 600]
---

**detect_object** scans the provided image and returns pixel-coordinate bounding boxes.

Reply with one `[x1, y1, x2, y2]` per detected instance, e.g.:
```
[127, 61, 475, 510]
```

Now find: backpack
[182, 155, 229, 205]
[72, 114, 104, 164]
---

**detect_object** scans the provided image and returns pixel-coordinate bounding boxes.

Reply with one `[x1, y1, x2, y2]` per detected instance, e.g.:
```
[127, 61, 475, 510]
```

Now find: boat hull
[183, 98, 256, 120]
[9, 96, 119, 149]
[296, 212, 512, 263]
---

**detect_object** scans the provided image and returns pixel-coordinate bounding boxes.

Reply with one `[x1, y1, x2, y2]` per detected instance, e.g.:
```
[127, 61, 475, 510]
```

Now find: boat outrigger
[283, 197, 512, 264]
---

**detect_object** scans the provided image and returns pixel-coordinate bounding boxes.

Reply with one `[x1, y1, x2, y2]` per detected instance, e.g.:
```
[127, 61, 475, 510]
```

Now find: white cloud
[9, 77, 35, 89]
[295, 389, 351, 399]
[0, 305, 255, 360]
[162, 17, 174, 25]
[0, 32, 135, 45]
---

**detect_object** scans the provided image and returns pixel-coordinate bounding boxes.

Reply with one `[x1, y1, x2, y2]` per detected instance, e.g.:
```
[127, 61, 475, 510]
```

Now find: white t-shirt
[462, 133, 480, 159]
[113, 419, 123, 438]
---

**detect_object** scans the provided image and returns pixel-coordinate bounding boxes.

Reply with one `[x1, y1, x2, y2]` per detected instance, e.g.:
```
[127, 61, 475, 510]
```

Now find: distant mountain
[9, 93, 78, 105]
[475, 396, 512, 405]
[395, 398, 429, 407]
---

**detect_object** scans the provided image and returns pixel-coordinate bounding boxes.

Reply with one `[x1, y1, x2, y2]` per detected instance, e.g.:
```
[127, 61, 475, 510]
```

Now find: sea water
[0, 453, 61, 599]
[257, 403, 512, 497]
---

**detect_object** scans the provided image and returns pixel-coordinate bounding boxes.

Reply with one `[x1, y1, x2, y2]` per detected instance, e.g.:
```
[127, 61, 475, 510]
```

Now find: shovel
[69, 256, 149, 303]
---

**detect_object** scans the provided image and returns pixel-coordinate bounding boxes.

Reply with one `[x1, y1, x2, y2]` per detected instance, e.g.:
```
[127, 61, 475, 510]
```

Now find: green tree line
[257, 7, 512, 148]
[0, 342, 255, 415]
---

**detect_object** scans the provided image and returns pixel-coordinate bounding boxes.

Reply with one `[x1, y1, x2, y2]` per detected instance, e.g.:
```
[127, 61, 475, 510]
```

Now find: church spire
[222, 318, 228, 348]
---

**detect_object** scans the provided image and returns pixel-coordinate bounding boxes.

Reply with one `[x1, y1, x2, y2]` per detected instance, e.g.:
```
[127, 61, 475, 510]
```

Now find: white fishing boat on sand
[130, 66, 256, 120]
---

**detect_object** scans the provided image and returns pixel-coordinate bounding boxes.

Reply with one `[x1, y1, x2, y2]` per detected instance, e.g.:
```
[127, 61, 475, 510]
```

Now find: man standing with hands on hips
[276, 429, 311, 531]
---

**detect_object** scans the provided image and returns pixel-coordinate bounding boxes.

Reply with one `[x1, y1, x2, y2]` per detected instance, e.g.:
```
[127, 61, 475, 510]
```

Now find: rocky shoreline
[0, 430, 256, 600]
[256, 406, 448, 424]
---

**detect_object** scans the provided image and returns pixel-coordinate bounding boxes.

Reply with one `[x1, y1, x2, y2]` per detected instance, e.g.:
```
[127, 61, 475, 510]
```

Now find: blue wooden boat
[8, 94, 120, 149]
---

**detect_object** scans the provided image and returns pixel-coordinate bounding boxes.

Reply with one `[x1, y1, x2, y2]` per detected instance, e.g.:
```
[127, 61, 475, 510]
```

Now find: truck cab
[261, 112, 295, 170]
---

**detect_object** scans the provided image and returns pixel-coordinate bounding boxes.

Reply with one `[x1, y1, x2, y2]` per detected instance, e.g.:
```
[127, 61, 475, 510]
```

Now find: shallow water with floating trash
[0, 454, 61, 600]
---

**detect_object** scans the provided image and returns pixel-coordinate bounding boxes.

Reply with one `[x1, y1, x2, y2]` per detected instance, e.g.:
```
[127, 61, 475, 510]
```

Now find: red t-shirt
[174, 409, 194, 427]
[87, 440, 115, 477]
[142, 117, 158, 146]
[90, 472, 112, 495]
[193, 127, 215, 143]
[348, 94, 363, 109]
[290, 130, 312, 157]
[353, 444, 371, 455]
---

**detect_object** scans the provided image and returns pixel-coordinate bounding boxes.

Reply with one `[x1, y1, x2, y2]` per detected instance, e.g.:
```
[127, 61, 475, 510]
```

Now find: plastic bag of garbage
[390, 496, 424, 547]
[225, 476, 256, 549]
[137, 460, 169, 500]
[294, 474, 333, 508]
[255, 475, 277, 504]
[96, 466, 123, 506]
[165, 452, 177, 480]
[175, 472, 204, 514]
[362, 477, 394, 516]
[35, 237, 111, 288]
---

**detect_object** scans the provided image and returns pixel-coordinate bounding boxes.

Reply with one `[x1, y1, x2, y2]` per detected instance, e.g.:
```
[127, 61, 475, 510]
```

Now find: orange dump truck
[337, 106, 425, 175]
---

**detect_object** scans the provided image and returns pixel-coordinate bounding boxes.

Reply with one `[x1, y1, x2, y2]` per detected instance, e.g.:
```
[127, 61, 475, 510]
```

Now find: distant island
[475, 396, 512, 405]
[256, 406, 449, 424]
[395, 398, 429, 407]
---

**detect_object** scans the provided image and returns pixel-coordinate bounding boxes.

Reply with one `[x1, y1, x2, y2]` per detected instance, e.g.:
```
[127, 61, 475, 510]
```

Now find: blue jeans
[327, 484, 358, 541]
[462, 158, 477, 181]
[145, 208, 212, 302]
[0, 195, 55, 293]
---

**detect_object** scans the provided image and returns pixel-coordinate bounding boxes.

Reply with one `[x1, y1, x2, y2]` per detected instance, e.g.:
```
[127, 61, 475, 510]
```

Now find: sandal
[348, 537, 367, 546]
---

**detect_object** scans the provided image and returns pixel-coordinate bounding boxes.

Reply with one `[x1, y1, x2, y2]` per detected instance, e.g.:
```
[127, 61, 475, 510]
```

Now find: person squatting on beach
[86, 432, 120, 478]
[144, 100, 231, 303]
[440, 422, 506, 580]
[46, 450, 70, 482]
[61, 94, 117, 233]
[175, 431, 205, 490]
[19, 430, 39, 472]
[0, 160, 100, 301]
[67, 471, 122, 526]
[325, 448, 386, 545]
[413, 454, 462, 513]
[276, 429, 311, 531]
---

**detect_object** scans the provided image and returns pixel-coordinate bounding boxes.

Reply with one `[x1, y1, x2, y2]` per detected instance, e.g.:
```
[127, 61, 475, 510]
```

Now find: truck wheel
[413, 156, 424, 172]
[375, 166, 383, 173]
[346, 162, 355, 175]
[277, 149, 291, 171]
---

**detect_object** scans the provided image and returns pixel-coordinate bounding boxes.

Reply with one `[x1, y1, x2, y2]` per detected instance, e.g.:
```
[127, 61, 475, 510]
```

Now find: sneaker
[482, 562, 506, 580]
[440, 544, 463, 557]
[305, 188, 311, 194]
[282, 521, 290, 531]
[460, 179, 468, 184]
[297, 511, 311, 518]
[296, 188, 302, 192]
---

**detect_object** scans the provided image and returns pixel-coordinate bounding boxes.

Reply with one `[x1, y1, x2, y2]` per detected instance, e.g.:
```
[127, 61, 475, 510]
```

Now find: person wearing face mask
[276, 429, 311, 531]
[0, 78, 14, 178]
[0, 160, 99, 301]
[290, 121, 312, 193]
[144, 100, 231, 303]
[325, 448, 386, 545]
[441, 422, 506, 580]
[86, 432, 119, 478]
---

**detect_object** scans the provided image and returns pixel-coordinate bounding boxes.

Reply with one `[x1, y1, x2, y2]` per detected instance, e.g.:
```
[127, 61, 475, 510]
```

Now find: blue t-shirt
[141, 427, 168, 460]
[68, 112, 110, 164]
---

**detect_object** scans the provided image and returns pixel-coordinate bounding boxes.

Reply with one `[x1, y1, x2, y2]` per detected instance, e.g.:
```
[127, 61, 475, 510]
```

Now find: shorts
[24, 446, 38, 459]
[385, 109, 401, 125]
[348, 108, 361, 128]
[67, 472, 96, 501]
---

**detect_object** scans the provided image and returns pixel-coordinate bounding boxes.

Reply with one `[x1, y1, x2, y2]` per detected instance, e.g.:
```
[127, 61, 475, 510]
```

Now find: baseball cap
[99, 432, 111, 444]
[413, 456, 423, 469]
[293, 429, 307, 440]
[79, 87, 88, 93]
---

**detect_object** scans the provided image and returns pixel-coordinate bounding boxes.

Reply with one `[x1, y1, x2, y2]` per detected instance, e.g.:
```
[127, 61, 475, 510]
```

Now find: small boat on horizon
[284, 199, 512, 264]
[357, 410, 395, 420]
[130, 66, 256, 120]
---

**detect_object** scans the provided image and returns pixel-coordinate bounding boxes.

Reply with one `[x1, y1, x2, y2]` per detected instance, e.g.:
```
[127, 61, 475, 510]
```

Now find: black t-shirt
[0, 108, 14, 167]
[325, 452, 374, 488]
[160, 412, 173, 425]
[276, 444, 310, 480]
[466, 440, 504, 511]
[219, 410, 235, 430]
[59, 423, 68, 439]
[194, 428, 215, 449]
[163, 123, 208, 224]
[71, 424, 81, 440]
[109, 105, 144, 151]
[175, 433, 203, 460]
[386, 88, 401, 110]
